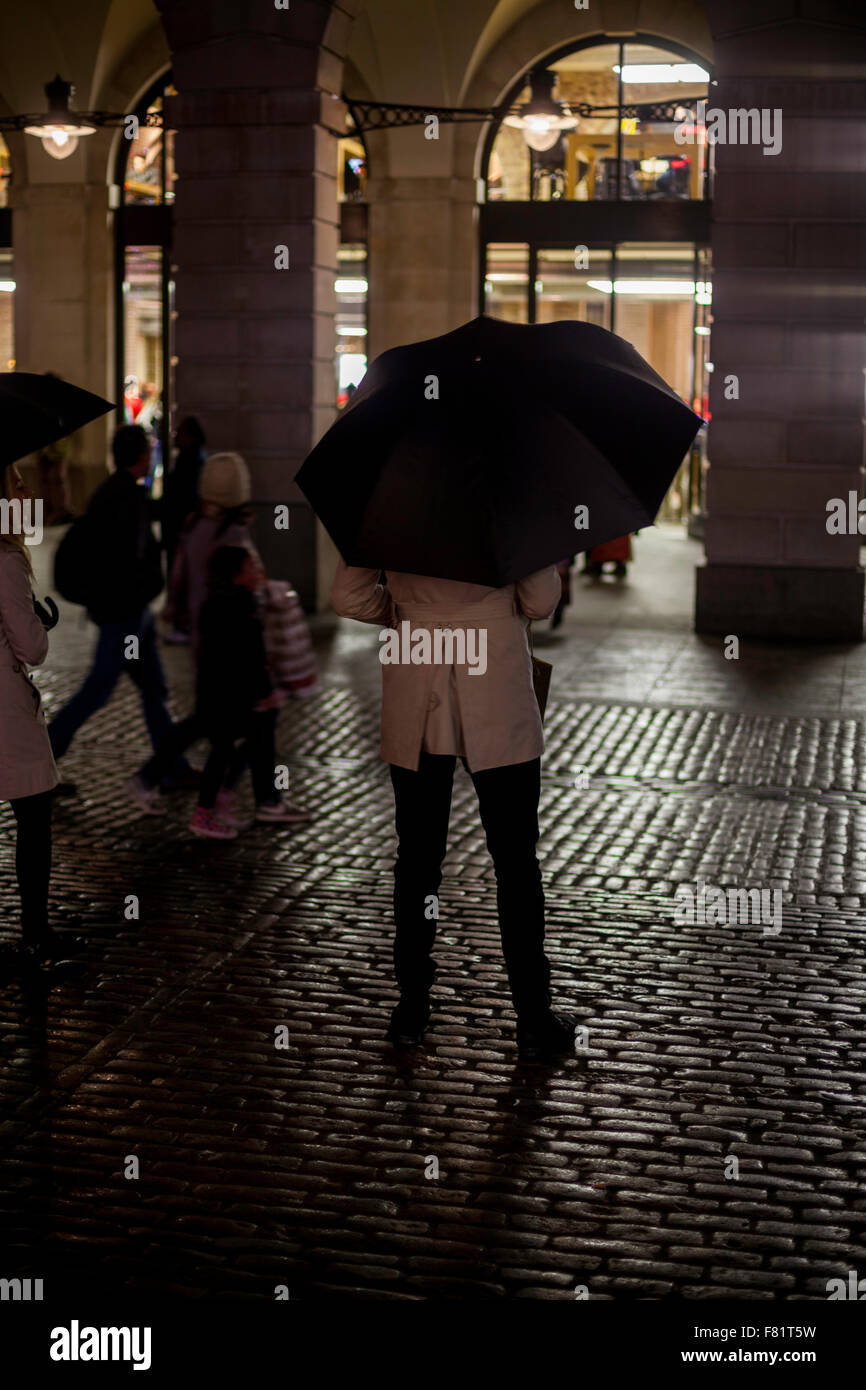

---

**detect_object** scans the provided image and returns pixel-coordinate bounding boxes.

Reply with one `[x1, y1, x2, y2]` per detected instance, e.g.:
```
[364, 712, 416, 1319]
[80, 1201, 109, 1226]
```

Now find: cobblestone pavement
[1, 535, 865, 1301]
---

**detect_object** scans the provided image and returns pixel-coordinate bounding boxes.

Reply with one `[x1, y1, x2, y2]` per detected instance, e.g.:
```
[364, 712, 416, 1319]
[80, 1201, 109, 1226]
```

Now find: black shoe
[161, 766, 201, 792]
[52, 781, 78, 797]
[516, 1010, 578, 1060]
[386, 996, 431, 1046]
[18, 931, 85, 966]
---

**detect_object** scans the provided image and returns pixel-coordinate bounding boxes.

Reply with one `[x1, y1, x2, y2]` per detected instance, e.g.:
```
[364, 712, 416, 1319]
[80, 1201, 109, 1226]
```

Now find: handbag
[258, 579, 320, 699]
[526, 618, 552, 721]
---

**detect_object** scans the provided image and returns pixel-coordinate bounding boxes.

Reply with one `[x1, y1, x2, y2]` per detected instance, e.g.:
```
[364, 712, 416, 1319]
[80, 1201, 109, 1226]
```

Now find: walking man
[49, 425, 192, 786]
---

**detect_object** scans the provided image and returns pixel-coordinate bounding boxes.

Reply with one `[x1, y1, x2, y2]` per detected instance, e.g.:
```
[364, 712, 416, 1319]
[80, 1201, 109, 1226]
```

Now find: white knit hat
[199, 452, 251, 509]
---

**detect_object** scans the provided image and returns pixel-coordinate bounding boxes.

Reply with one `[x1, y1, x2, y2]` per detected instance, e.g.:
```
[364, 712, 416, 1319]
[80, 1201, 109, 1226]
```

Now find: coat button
[429, 694, 440, 709]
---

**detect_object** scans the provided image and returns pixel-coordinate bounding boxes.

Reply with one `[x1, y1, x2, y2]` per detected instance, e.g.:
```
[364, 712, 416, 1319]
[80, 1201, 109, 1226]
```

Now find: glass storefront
[487, 37, 711, 203]
[121, 245, 167, 490]
[336, 121, 369, 404]
[481, 36, 713, 524]
[0, 139, 11, 369]
[0, 250, 13, 370]
[115, 78, 175, 489]
[483, 244, 530, 323]
[123, 89, 176, 206]
[335, 244, 368, 407]
[0, 135, 10, 209]
[536, 247, 613, 329]
[483, 239, 711, 523]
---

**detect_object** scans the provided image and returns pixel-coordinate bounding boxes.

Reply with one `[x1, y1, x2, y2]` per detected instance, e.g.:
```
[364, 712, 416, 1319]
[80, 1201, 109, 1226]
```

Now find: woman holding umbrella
[330, 557, 578, 1057]
[300, 314, 701, 1057]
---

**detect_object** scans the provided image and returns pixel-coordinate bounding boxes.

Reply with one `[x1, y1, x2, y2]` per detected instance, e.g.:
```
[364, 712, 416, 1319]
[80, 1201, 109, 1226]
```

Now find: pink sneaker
[190, 807, 237, 840]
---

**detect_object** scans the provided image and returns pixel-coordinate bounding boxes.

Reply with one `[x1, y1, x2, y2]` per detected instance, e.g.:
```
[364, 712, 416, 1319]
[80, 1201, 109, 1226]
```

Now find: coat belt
[394, 600, 518, 623]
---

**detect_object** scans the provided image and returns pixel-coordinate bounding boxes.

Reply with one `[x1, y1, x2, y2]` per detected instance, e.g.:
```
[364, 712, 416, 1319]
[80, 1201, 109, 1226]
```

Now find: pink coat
[0, 545, 58, 800]
[329, 560, 561, 772]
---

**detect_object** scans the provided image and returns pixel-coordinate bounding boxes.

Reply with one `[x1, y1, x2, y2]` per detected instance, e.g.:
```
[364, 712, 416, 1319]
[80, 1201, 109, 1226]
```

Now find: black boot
[18, 930, 85, 968]
[516, 1010, 578, 1060]
[386, 994, 431, 1046]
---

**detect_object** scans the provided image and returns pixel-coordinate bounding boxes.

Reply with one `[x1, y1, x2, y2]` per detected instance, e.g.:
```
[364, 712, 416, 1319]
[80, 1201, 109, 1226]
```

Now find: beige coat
[0, 544, 58, 801]
[330, 559, 561, 772]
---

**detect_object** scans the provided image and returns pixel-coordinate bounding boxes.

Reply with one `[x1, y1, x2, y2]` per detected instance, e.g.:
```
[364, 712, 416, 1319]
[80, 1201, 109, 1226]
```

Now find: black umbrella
[0, 372, 115, 467]
[297, 315, 702, 587]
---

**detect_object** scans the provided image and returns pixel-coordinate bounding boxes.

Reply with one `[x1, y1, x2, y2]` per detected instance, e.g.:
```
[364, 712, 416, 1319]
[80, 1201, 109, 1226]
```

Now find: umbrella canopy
[296, 315, 702, 587]
[0, 372, 115, 467]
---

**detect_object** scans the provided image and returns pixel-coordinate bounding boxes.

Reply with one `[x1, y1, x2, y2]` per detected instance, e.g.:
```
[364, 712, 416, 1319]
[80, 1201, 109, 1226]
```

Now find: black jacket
[85, 469, 164, 623]
[196, 585, 271, 732]
[161, 445, 205, 563]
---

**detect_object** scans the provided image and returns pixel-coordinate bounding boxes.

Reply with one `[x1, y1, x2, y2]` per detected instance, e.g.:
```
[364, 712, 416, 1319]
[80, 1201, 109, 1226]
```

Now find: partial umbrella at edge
[0, 373, 116, 467]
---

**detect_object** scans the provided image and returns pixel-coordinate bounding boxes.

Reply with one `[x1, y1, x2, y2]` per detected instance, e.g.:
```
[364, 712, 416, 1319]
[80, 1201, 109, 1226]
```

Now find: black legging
[8, 790, 52, 943]
[388, 752, 552, 1021]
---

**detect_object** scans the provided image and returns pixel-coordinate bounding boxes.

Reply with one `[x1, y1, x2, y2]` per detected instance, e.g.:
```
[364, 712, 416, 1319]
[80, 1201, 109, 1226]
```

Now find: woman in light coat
[330, 558, 577, 1057]
[0, 464, 69, 965]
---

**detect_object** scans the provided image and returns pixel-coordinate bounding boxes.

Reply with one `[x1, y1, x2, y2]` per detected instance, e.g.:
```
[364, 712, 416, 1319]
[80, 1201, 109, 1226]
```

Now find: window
[482, 241, 711, 522]
[0, 135, 10, 209]
[486, 37, 711, 203]
[336, 245, 368, 406]
[121, 246, 167, 489]
[123, 88, 176, 205]
[0, 250, 13, 369]
[115, 75, 174, 491]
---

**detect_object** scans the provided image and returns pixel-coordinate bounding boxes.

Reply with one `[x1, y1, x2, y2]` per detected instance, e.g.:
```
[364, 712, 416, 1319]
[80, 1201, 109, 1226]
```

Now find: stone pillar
[366, 169, 477, 355]
[12, 177, 114, 508]
[155, 0, 348, 611]
[695, 9, 866, 640]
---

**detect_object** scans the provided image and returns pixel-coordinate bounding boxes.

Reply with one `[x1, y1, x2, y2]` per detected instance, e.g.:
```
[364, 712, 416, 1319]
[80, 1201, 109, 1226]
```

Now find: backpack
[53, 514, 99, 606]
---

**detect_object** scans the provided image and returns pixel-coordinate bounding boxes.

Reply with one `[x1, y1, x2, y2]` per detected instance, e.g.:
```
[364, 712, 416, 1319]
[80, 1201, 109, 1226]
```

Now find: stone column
[11, 176, 114, 508]
[365, 168, 478, 356]
[695, 9, 866, 640]
[155, 0, 348, 610]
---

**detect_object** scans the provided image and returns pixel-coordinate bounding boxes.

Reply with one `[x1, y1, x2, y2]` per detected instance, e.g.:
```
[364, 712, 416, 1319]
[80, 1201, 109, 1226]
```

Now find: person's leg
[9, 791, 53, 945]
[222, 739, 248, 793]
[197, 734, 237, 810]
[136, 714, 203, 789]
[125, 608, 176, 751]
[467, 757, 553, 1023]
[388, 751, 456, 1001]
[126, 609, 195, 784]
[48, 621, 126, 760]
[247, 709, 279, 807]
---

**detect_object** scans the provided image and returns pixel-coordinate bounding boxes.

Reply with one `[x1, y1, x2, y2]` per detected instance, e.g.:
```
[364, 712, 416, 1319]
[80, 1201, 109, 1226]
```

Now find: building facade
[1, 0, 864, 636]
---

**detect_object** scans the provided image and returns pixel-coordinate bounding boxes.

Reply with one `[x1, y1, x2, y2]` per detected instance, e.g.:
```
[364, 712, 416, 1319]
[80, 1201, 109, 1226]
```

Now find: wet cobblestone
[1, 583, 865, 1300]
